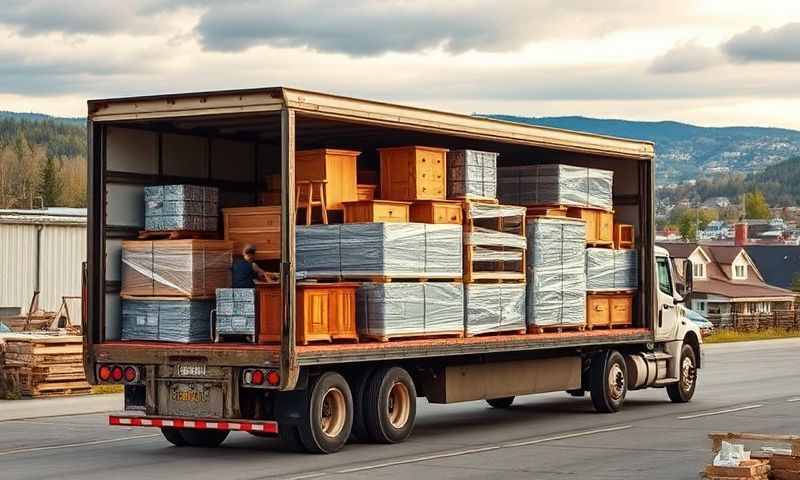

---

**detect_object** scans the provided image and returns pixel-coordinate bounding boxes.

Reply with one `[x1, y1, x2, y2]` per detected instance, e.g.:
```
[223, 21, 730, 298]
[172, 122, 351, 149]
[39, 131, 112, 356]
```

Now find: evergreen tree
[38, 155, 63, 207]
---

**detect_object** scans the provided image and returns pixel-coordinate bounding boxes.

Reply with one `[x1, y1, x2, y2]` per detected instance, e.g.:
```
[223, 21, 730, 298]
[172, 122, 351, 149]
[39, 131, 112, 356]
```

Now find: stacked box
[447, 149, 498, 199]
[464, 284, 526, 336]
[497, 164, 613, 211]
[586, 248, 638, 291]
[526, 217, 586, 327]
[144, 185, 219, 231]
[121, 299, 213, 343]
[296, 224, 462, 278]
[356, 283, 464, 338]
[215, 288, 256, 337]
[121, 240, 232, 297]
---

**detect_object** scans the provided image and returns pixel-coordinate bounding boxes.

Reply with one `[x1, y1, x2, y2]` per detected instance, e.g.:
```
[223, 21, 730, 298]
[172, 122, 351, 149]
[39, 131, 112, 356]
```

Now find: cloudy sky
[2, 0, 800, 128]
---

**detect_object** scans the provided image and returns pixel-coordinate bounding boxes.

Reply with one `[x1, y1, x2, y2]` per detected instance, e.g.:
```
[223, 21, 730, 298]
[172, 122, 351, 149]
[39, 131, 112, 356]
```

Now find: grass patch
[704, 328, 800, 344]
[91, 385, 124, 395]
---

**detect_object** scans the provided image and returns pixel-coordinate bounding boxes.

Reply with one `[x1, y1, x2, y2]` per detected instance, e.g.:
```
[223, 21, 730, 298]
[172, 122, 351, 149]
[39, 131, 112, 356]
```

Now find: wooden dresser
[342, 200, 411, 223]
[566, 207, 614, 246]
[378, 146, 448, 201]
[586, 293, 633, 330]
[409, 199, 463, 224]
[296, 149, 360, 210]
[222, 206, 280, 260]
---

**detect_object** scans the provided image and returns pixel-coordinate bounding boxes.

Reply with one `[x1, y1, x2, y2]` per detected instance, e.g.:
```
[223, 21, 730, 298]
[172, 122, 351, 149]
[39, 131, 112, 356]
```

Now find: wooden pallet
[463, 200, 527, 284]
[360, 331, 464, 343]
[586, 322, 633, 331]
[704, 459, 770, 480]
[465, 328, 526, 338]
[451, 196, 499, 204]
[1, 334, 90, 398]
[527, 324, 586, 334]
[137, 230, 218, 240]
[303, 276, 462, 284]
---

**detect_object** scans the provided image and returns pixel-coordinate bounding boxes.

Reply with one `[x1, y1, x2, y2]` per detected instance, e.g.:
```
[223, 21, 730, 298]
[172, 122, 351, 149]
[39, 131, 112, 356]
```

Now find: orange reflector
[98, 365, 111, 382]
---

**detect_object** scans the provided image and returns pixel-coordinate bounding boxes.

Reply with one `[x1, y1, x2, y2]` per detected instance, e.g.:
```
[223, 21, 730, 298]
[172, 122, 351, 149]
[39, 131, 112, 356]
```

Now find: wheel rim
[607, 362, 625, 401]
[320, 387, 346, 438]
[387, 381, 411, 429]
[680, 355, 696, 392]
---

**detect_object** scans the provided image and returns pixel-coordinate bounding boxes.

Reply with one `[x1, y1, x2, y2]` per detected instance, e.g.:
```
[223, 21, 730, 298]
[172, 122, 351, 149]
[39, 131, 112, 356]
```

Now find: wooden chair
[296, 180, 328, 225]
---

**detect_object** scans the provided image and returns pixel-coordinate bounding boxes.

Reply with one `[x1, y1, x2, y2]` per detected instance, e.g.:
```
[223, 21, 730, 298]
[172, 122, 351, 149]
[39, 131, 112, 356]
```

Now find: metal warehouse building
[0, 208, 86, 324]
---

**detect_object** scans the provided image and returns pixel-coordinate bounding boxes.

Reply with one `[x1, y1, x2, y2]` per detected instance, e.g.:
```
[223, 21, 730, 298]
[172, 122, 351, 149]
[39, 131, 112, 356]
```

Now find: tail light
[111, 366, 124, 382]
[124, 366, 139, 383]
[98, 365, 112, 382]
[266, 370, 280, 386]
[243, 368, 279, 388]
[97, 364, 142, 384]
[251, 370, 265, 385]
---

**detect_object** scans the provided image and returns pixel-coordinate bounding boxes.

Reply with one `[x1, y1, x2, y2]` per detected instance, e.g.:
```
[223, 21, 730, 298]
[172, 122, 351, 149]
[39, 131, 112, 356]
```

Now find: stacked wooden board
[706, 432, 800, 480]
[1, 334, 90, 397]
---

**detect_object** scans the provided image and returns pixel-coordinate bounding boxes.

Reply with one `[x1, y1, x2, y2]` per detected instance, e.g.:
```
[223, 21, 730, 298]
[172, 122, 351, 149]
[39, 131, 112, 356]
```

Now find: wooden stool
[296, 180, 328, 225]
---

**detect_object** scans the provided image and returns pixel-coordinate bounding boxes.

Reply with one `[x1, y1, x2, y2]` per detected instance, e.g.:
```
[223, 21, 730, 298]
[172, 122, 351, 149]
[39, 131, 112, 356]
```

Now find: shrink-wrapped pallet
[586, 248, 638, 291]
[425, 224, 463, 276]
[215, 288, 256, 337]
[497, 164, 613, 211]
[296, 225, 342, 277]
[121, 298, 213, 343]
[121, 240, 232, 297]
[464, 283, 526, 335]
[356, 283, 464, 339]
[447, 149, 498, 199]
[526, 217, 586, 327]
[144, 184, 219, 231]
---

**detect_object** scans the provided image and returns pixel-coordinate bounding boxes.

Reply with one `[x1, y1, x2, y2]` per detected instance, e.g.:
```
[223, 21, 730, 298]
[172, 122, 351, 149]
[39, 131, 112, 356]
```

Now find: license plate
[176, 362, 207, 377]
[170, 383, 209, 404]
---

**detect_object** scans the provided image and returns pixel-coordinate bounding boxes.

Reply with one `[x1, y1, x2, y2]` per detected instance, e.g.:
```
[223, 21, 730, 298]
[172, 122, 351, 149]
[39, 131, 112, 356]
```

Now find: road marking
[333, 424, 630, 475]
[0, 434, 161, 457]
[285, 473, 328, 480]
[678, 404, 763, 420]
[787, 398, 800, 403]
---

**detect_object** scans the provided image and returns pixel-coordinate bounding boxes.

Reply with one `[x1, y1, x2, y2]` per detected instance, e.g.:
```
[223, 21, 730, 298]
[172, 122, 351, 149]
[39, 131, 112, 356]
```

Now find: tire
[364, 366, 417, 444]
[179, 429, 229, 447]
[161, 427, 187, 447]
[349, 368, 374, 443]
[486, 396, 515, 409]
[590, 350, 627, 413]
[279, 424, 306, 453]
[667, 343, 698, 403]
[297, 372, 353, 454]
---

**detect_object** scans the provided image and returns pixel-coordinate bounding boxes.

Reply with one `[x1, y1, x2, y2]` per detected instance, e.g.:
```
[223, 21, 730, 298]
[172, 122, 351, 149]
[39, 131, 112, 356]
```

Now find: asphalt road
[1, 338, 799, 480]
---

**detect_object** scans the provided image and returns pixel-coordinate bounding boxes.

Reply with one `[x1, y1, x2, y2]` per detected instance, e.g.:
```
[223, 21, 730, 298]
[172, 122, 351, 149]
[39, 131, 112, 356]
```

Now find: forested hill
[485, 114, 800, 184]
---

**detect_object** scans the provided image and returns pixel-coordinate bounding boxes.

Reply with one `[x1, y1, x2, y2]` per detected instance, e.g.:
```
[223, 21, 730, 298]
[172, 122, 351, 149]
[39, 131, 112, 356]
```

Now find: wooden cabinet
[614, 223, 634, 249]
[296, 149, 360, 210]
[257, 283, 358, 345]
[587, 294, 633, 329]
[567, 207, 613, 246]
[357, 184, 377, 201]
[223, 206, 280, 260]
[379, 146, 448, 201]
[342, 200, 411, 223]
[409, 200, 463, 224]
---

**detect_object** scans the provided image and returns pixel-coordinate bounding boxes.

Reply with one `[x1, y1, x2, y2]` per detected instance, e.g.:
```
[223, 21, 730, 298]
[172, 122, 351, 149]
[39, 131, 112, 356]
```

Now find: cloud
[722, 22, 800, 62]
[649, 41, 725, 74]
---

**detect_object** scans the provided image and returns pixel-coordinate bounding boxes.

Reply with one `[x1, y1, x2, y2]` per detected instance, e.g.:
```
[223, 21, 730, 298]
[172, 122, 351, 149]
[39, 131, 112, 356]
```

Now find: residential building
[745, 245, 800, 291]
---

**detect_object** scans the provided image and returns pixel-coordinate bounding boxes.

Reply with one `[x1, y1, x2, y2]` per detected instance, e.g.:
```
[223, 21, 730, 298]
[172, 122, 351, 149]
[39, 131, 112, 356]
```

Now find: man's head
[243, 244, 257, 262]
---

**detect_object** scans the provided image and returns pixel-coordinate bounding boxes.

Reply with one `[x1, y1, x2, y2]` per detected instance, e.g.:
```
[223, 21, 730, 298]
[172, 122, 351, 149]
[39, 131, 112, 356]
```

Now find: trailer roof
[88, 87, 655, 161]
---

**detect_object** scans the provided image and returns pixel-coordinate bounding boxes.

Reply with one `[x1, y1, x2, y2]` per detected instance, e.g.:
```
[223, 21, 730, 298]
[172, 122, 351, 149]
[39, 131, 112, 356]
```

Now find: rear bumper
[109, 415, 278, 434]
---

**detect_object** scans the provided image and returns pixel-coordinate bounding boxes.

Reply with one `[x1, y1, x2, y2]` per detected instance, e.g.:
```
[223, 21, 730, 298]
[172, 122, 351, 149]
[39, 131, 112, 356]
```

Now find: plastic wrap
[447, 149, 498, 199]
[356, 283, 464, 338]
[526, 217, 586, 327]
[465, 202, 527, 272]
[497, 164, 613, 211]
[121, 298, 213, 343]
[464, 283, 526, 335]
[586, 248, 638, 291]
[215, 288, 256, 336]
[466, 202, 526, 219]
[120, 240, 232, 297]
[144, 184, 219, 232]
[296, 224, 462, 278]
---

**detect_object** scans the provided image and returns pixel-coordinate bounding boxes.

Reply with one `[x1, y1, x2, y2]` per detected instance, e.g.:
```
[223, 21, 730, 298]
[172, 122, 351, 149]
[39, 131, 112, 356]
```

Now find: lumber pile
[705, 432, 800, 480]
[1, 334, 90, 397]
[704, 459, 770, 480]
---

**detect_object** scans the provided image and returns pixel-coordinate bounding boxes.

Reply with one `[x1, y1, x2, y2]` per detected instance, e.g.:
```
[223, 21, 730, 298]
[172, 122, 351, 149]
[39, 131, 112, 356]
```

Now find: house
[745, 245, 800, 291]
[702, 197, 731, 209]
[659, 242, 796, 318]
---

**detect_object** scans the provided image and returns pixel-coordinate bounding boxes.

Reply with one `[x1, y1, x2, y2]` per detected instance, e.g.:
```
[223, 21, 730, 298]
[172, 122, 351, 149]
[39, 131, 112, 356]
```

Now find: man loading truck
[232, 244, 269, 288]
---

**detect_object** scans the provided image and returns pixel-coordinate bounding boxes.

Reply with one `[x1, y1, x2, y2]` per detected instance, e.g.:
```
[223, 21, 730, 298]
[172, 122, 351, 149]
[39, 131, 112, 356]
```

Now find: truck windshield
[656, 257, 673, 296]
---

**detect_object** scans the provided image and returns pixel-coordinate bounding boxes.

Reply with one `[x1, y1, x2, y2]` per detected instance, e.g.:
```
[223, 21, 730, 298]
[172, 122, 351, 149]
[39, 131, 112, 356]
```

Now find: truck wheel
[349, 368, 374, 443]
[179, 429, 229, 447]
[486, 397, 515, 409]
[667, 344, 697, 403]
[161, 427, 187, 446]
[297, 372, 353, 454]
[365, 367, 417, 444]
[279, 425, 306, 452]
[590, 350, 627, 413]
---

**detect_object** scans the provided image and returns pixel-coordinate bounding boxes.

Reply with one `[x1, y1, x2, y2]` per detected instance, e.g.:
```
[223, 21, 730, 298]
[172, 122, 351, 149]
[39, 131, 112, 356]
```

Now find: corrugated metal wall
[0, 223, 86, 323]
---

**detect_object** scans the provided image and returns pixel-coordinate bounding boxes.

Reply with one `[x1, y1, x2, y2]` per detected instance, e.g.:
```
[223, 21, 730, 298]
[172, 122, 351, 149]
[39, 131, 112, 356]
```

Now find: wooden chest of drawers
[223, 206, 280, 260]
[296, 149, 360, 210]
[357, 184, 377, 201]
[257, 283, 359, 345]
[379, 146, 448, 201]
[587, 294, 633, 329]
[567, 207, 613, 246]
[409, 200, 463, 224]
[342, 200, 411, 223]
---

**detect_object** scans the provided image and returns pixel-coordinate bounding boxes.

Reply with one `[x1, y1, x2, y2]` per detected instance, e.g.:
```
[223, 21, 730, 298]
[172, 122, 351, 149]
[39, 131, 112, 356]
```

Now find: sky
[1, 0, 800, 128]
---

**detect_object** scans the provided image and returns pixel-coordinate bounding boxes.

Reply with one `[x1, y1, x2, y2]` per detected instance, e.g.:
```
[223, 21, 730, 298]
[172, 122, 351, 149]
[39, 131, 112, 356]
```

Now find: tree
[744, 191, 771, 219]
[678, 214, 697, 241]
[38, 155, 63, 207]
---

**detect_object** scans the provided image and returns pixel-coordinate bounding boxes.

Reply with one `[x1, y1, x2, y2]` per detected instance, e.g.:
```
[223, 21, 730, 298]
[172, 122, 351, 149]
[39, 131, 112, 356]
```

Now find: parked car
[685, 308, 714, 336]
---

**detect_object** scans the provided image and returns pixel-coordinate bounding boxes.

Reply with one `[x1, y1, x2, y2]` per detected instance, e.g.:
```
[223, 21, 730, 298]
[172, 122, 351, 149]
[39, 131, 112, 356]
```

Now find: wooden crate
[566, 206, 614, 246]
[342, 200, 411, 223]
[257, 283, 359, 345]
[704, 460, 770, 480]
[614, 223, 635, 249]
[296, 149, 359, 210]
[357, 184, 377, 201]
[463, 201, 526, 283]
[409, 199, 463, 224]
[379, 146, 448, 201]
[586, 293, 633, 329]
[223, 206, 280, 260]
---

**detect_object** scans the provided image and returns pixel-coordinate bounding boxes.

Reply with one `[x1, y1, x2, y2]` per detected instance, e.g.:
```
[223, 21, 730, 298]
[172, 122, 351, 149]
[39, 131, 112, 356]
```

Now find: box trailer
[84, 87, 702, 453]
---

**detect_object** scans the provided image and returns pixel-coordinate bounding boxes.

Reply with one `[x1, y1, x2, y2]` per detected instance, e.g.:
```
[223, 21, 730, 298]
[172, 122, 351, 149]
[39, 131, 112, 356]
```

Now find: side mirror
[679, 259, 693, 299]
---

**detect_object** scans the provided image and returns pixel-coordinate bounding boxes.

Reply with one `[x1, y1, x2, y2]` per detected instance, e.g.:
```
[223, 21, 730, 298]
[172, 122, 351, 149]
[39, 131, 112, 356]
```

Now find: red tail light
[251, 369, 265, 385]
[124, 367, 138, 383]
[98, 365, 112, 381]
[111, 366, 124, 382]
[266, 370, 280, 386]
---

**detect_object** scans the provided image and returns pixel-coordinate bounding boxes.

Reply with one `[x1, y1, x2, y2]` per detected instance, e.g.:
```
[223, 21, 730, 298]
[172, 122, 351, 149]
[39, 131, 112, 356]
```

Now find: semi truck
[83, 87, 701, 453]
